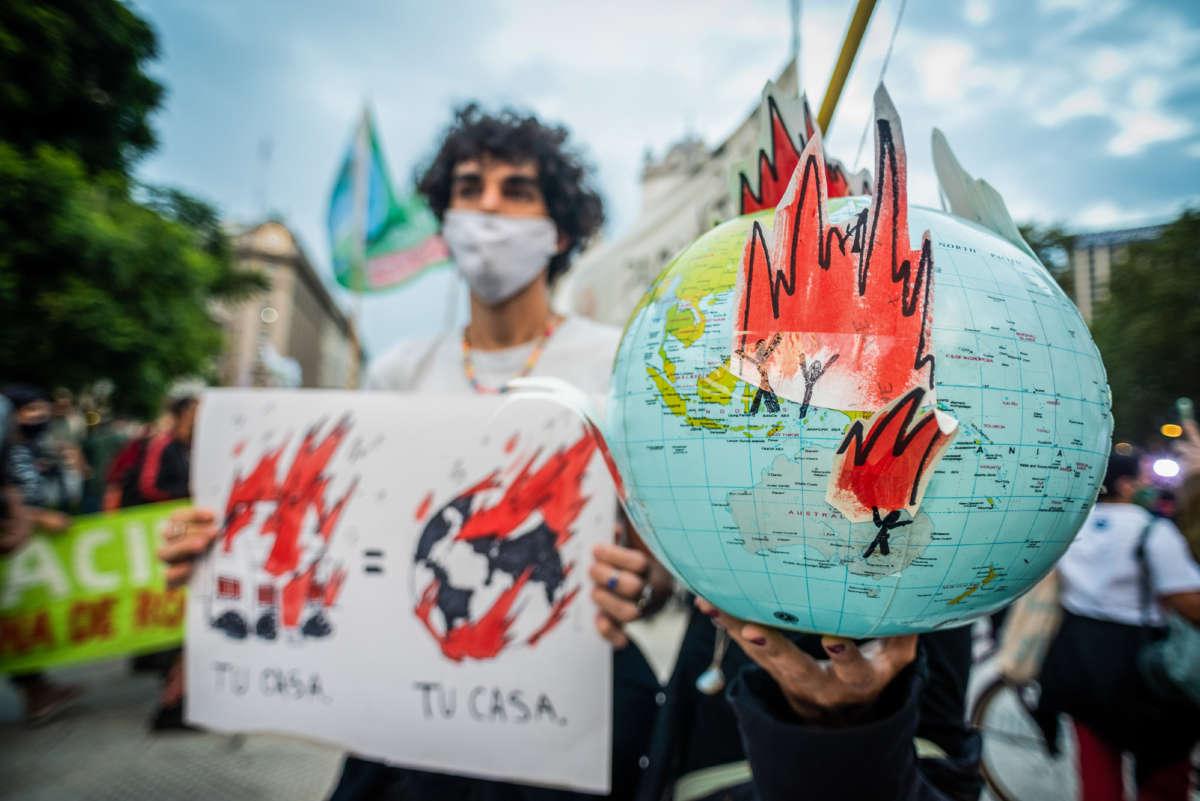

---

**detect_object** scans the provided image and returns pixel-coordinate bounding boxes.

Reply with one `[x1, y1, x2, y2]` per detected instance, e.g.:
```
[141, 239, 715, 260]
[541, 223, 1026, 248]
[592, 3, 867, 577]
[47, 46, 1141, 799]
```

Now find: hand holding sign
[158, 507, 220, 589]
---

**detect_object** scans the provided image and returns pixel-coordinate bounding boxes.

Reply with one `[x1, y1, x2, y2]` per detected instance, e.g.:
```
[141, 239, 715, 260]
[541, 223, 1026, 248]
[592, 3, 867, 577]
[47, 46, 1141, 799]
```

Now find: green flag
[327, 110, 450, 293]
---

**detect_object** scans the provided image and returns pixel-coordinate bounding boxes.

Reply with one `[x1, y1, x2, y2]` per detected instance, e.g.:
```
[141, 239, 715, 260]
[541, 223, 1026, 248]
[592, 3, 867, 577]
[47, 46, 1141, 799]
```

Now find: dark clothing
[640, 608, 980, 801]
[730, 651, 967, 801]
[112, 435, 151, 508]
[155, 439, 190, 500]
[6, 437, 80, 512]
[81, 427, 128, 513]
[326, 642, 660, 800]
[1035, 610, 1199, 772]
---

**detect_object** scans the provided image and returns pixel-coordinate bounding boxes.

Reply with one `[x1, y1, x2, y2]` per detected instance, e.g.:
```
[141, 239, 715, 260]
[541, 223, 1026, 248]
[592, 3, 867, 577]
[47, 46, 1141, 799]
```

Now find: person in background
[158, 104, 673, 798]
[2, 385, 76, 529]
[134, 394, 197, 731]
[1, 384, 82, 722]
[48, 388, 84, 450]
[138, 395, 196, 504]
[80, 412, 130, 514]
[0, 395, 33, 554]
[105, 420, 155, 510]
[1035, 449, 1200, 801]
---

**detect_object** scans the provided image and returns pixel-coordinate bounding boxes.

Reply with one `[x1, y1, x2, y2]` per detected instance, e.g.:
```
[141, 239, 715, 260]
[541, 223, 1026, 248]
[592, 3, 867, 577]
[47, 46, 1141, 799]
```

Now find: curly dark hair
[417, 103, 605, 283]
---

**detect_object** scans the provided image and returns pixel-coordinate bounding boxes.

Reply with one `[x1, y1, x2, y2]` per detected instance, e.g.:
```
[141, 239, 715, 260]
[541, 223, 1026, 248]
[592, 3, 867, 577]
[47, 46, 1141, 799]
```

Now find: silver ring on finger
[167, 519, 188, 543]
[635, 582, 654, 616]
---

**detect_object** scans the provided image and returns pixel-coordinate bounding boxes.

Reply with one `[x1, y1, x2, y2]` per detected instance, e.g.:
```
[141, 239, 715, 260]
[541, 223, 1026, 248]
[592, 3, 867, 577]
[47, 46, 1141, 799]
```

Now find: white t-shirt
[1058, 502, 1200, 626]
[365, 315, 619, 397]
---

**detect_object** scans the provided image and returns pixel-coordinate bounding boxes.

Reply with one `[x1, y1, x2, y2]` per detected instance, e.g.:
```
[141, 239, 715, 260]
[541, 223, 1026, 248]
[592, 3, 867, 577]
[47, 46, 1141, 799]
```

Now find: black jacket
[730, 651, 977, 801]
[635, 608, 980, 801]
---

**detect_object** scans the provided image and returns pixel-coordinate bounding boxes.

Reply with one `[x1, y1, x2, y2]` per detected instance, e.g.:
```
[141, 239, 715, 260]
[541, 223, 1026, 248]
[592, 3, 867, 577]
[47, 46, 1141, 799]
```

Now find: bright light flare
[1161, 424, 1183, 438]
[1152, 458, 1180, 478]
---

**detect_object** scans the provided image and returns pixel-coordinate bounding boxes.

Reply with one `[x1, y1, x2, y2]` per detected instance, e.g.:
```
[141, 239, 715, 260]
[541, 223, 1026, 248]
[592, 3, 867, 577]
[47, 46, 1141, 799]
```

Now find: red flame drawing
[220, 416, 358, 632]
[730, 85, 936, 415]
[736, 91, 868, 215]
[826, 387, 956, 529]
[456, 434, 596, 546]
[415, 431, 597, 662]
[416, 568, 533, 662]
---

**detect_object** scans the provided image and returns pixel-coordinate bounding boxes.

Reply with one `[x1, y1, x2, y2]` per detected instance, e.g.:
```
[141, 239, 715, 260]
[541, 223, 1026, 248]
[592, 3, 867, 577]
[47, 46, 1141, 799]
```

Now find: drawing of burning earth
[210, 416, 358, 641]
[411, 431, 594, 662]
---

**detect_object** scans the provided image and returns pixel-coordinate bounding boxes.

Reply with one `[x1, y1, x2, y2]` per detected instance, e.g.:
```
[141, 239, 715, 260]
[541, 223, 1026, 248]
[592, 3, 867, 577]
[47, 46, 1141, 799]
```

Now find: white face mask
[441, 210, 559, 306]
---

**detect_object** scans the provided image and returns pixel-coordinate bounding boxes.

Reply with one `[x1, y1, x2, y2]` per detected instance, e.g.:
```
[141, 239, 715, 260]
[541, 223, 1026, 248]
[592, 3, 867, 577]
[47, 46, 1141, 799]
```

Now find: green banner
[0, 501, 188, 673]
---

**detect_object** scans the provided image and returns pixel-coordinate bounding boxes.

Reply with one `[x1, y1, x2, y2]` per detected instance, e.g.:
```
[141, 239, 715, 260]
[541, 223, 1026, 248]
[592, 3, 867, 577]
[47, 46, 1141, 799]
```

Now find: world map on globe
[603, 87, 1113, 638]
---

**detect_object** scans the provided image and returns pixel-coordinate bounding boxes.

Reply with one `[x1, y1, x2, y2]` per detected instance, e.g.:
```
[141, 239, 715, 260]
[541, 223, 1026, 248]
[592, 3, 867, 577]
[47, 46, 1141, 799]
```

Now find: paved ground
[0, 660, 343, 801]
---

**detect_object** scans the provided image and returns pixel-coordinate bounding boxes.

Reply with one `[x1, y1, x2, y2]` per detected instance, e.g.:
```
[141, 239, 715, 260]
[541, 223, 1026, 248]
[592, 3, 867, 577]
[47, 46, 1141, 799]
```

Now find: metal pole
[817, 0, 879, 136]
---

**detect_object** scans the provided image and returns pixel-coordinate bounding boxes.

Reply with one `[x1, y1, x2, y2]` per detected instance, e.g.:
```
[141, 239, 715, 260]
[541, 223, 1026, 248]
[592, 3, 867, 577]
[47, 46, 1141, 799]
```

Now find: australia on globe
[598, 83, 1113, 638]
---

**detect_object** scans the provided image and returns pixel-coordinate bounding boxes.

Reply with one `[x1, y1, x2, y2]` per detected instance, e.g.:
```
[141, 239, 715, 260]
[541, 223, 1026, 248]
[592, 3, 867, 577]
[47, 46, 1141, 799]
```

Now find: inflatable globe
[605, 190, 1113, 637]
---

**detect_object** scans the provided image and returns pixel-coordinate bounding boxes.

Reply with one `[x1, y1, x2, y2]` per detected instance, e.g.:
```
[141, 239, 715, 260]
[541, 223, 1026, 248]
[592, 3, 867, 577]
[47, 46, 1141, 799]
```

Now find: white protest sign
[185, 389, 613, 793]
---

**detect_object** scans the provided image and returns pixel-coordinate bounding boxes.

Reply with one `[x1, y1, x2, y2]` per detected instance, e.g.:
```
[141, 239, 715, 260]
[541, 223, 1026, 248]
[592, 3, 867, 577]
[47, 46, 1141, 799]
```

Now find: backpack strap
[1135, 517, 1157, 629]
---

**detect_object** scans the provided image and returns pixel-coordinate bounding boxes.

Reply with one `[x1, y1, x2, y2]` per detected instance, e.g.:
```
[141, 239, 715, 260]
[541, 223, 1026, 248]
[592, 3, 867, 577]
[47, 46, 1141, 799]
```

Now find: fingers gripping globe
[601, 85, 1112, 638]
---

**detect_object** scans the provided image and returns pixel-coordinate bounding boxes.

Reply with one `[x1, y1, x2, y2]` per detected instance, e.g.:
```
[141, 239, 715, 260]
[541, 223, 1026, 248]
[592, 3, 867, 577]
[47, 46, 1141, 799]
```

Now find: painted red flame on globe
[731, 87, 936, 414]
[737, 96, 862, 215]
[827, 388, 955, 523]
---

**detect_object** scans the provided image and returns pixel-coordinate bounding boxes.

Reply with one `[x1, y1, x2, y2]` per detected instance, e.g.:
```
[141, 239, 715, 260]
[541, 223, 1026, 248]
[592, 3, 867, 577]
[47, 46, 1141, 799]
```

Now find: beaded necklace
[461, 317, 559, 394]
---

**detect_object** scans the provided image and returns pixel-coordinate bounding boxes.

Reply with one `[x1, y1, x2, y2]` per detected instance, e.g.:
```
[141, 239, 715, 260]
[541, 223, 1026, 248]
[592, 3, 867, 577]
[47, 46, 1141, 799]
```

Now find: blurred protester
[133, 395, 197, 731]
[1035, 449, 1200, 801]
[1, 396, 33, 554]
[104, 421, 154, 510]
[80, 413, 130, 514]
[2, 385, 81, 722]
[48, 388, 84, 451]
[138, 395, 195, 504]
[159, 104, 676, 798]
[3, 385, 78, 526]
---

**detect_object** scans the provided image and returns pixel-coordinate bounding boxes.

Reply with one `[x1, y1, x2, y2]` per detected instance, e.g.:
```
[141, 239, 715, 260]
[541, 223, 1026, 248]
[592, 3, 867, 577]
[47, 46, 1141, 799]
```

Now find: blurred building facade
[555, 61, 800, 325]
[1070, 223, 1166, 323]
[214, 221, 363, 389]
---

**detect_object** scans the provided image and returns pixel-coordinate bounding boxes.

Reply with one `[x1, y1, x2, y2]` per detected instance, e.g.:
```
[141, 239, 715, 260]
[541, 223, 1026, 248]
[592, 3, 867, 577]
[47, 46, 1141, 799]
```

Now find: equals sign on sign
[363, 549, 385, 575]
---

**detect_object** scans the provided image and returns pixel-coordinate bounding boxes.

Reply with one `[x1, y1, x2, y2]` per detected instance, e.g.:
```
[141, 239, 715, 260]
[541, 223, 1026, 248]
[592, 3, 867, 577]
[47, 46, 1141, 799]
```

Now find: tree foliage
[0, 0, 163, 176]
[1090, 210, 1200, 441]
[1018, 222, 1076, 301]
[0, 0, 265, 418]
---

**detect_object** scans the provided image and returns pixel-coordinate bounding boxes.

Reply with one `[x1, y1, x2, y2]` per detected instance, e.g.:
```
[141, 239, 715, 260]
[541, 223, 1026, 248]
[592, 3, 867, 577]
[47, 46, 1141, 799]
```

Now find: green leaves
[0, 145, 263, 418]
[1090, 210, 1200, 441]
[0, 2, 268, 418]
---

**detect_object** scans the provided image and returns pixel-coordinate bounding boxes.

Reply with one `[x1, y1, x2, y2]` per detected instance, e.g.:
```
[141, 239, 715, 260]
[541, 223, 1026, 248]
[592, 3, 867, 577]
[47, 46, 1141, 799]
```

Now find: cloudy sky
[132, 0, 1200, 355]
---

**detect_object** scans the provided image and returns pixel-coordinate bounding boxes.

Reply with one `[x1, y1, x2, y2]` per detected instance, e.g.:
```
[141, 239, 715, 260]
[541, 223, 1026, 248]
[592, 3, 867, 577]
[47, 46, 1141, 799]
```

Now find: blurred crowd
[1, 383, 196, 724]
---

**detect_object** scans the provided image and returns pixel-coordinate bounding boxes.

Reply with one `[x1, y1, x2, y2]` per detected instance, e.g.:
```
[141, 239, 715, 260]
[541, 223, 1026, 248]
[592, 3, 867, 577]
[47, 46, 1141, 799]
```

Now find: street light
[1152, 458, 1181, 478]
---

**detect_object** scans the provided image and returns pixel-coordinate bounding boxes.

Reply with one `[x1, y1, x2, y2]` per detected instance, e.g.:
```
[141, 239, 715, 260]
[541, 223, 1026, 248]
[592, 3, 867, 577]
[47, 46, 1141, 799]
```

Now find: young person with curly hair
[161, 104, 673, 800]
